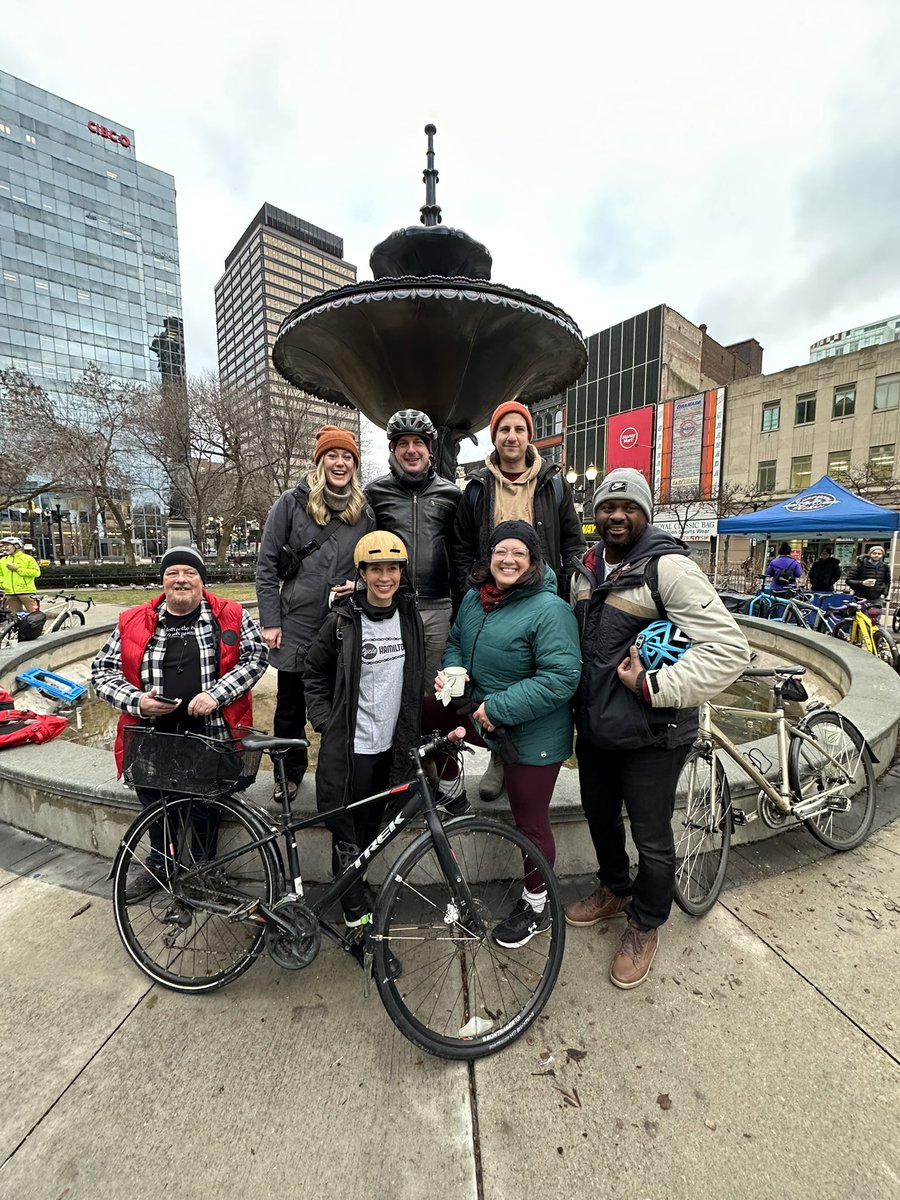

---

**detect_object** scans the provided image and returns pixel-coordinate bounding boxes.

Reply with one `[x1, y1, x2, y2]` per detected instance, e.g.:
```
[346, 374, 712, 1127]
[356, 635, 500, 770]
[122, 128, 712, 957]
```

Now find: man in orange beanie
[452, 398, 584, 799]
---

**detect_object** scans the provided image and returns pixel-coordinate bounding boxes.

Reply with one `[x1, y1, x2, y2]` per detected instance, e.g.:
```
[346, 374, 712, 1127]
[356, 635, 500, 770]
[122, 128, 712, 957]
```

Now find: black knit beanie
[489, 521, 542, 560]
[160, 545, 207, 583]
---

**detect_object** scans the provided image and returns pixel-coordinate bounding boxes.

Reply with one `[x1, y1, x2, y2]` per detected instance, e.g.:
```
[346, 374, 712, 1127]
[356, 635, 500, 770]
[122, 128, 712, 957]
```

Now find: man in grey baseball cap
[566, 467, 750, 989]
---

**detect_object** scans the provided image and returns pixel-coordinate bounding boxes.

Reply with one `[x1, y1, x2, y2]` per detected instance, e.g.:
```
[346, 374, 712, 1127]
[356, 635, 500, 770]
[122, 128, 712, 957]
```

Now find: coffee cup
[441, 667, 467, 698]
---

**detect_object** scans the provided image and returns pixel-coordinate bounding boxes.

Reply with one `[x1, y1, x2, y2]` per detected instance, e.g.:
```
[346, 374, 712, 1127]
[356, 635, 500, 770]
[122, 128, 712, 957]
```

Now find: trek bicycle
[110, 726, 565, 1061]
[673, 665, 876, 916]
[42, 592, 95, 632]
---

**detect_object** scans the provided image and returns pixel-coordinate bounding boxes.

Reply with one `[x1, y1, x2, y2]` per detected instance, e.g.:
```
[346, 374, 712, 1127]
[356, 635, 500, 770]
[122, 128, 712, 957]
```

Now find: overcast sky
[7, 0, 900, 461]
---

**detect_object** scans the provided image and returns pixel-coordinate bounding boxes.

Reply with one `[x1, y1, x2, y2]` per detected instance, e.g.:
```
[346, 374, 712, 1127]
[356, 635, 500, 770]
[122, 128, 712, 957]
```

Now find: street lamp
[52, 498, 66, 565]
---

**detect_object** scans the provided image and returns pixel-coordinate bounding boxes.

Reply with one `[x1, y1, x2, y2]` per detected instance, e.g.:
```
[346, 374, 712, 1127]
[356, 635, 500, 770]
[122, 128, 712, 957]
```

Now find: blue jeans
[575, 738, 690, 929]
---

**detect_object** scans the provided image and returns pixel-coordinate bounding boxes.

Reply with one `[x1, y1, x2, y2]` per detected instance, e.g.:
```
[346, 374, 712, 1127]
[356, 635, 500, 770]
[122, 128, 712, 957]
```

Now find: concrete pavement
[1, 788, 899, 1199]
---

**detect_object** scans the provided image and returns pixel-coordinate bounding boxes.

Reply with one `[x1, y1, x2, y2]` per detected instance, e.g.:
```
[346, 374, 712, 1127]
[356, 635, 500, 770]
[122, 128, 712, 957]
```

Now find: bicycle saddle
[241, 734, 310, 751]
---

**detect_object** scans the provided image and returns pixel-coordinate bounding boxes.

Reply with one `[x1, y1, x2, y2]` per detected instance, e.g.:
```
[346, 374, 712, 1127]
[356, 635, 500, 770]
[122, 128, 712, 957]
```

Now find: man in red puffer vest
[92, 546, 268, 901]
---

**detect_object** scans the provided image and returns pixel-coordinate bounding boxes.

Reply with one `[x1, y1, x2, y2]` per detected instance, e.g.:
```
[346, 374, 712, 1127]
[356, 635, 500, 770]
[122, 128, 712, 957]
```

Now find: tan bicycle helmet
[353, 531, 408, 567]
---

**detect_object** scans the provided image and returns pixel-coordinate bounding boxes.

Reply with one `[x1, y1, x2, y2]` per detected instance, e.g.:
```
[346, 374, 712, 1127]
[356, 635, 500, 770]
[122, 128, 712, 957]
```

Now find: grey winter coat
[255, 481, 375, 672]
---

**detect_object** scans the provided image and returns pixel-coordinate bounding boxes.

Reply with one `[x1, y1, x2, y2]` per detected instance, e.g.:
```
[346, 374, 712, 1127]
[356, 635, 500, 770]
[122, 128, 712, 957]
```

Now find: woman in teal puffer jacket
[426, 520, 582, 948]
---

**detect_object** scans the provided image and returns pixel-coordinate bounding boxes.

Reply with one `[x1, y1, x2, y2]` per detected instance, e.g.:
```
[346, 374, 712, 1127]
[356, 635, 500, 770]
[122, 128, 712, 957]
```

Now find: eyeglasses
[491, 547, 529, 560]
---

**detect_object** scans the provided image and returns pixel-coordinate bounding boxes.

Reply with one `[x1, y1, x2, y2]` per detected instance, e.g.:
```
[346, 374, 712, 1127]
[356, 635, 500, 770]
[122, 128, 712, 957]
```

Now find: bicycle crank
[757, 791, 789, 829]
[264, 897, 321, 970]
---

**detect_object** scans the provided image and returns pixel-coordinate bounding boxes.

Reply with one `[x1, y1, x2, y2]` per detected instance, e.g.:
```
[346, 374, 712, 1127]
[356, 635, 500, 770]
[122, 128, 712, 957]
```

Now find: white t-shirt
[354, 610, 405, 754]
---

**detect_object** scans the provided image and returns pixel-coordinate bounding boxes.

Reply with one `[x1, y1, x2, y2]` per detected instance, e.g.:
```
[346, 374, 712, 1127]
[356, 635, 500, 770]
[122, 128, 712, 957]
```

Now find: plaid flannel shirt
[92, 599, 268, 739]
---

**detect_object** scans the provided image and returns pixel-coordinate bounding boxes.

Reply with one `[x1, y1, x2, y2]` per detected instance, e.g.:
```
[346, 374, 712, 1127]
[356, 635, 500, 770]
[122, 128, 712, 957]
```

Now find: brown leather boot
[610, 920, 658, 989]
[564, 884, 630, 927]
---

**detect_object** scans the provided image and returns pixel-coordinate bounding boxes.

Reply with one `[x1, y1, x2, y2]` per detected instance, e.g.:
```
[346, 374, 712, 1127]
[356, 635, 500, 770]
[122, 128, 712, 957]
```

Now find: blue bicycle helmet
[634, 620, 692, 669]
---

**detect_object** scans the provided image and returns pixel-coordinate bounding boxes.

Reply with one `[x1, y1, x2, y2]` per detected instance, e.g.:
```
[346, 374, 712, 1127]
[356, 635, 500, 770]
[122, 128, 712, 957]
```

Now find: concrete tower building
[215, 204, 359, 456]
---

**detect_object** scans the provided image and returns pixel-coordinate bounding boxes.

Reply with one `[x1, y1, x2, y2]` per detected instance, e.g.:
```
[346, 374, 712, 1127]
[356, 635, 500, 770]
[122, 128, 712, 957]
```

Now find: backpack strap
[645, 556, 666, 620]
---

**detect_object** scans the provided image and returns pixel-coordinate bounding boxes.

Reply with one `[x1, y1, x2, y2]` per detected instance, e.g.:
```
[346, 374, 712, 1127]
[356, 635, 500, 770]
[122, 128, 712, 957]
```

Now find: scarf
[478, 581, 512, 613]
[323, 483, 351, 513]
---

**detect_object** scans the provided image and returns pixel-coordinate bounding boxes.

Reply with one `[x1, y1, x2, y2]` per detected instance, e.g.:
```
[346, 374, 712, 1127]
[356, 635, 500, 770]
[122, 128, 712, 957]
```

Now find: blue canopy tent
[716, 476, 900, 593]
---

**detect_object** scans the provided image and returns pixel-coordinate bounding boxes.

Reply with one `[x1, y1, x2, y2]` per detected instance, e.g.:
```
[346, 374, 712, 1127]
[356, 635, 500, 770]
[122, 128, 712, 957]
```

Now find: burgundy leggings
[422, 695, 561, 891]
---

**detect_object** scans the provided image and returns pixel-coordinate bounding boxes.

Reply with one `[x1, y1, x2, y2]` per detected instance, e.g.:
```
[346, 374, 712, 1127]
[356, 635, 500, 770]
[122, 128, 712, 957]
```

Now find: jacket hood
[580, 524, 690, 584]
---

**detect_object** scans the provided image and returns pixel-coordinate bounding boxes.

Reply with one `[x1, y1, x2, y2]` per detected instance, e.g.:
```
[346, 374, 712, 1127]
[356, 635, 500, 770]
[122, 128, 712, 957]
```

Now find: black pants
[274, 670, 310, 783]
[320, 749, 393, 919]
[575, 738, 690, 930]
[136, 787, 221, 865]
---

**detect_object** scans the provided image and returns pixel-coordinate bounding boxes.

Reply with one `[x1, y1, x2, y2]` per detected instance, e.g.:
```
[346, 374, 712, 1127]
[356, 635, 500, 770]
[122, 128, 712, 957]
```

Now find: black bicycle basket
[122, 726, 263, 796]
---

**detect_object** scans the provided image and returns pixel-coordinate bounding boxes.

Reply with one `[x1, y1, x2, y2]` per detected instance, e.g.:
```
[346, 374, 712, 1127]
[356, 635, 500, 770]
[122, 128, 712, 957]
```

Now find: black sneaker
[491, 899, 552, 948]
[440, 794, 473, 819]
[124, 856, 165, 904]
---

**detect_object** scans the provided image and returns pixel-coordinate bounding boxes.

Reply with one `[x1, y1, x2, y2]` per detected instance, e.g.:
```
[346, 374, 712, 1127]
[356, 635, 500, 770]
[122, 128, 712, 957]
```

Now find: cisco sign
[87, 121, 131, 149]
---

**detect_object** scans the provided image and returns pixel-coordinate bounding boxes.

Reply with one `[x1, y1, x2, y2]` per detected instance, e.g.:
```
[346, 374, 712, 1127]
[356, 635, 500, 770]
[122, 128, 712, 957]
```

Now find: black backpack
[16, 611, 47, 641]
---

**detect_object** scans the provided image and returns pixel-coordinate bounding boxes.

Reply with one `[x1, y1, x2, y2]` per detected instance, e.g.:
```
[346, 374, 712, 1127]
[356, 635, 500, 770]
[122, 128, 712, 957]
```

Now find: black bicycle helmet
[385, 409, 437, 443]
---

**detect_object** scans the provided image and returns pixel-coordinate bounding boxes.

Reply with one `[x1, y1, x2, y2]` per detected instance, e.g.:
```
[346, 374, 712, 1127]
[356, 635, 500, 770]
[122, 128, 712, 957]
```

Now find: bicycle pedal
[731, 808, 756, 825]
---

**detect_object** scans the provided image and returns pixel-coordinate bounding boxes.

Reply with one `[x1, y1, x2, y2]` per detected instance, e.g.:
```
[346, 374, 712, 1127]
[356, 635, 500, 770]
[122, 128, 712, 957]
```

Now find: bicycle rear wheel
[51, 609, 85, 632]
[873, 627, 899, 670]
[672, 748, 731, 916]
[112, 793, 278, 992]
[788, 711, 876, 850]
[372, 816, 564, 1060]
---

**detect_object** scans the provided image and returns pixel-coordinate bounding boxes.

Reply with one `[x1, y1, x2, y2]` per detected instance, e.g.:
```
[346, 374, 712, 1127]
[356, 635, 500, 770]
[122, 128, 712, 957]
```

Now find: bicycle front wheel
[112, 793, 278, 992]
[788, 711, 876, 850]
[673, 748, 732, 916]
[372, 816, 564, 1060]
[873, 627, 900, 670]
[51, 609, 85, 632]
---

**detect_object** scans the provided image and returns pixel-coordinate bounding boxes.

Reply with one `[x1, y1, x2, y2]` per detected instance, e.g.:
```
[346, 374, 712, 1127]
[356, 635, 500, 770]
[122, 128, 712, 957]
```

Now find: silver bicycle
[673, 665, 877, 916]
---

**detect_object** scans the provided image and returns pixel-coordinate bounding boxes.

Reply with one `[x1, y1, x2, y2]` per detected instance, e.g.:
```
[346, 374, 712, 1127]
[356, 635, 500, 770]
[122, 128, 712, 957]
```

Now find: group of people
[92, 401, 751, 989]
[766, 542, 892, 605]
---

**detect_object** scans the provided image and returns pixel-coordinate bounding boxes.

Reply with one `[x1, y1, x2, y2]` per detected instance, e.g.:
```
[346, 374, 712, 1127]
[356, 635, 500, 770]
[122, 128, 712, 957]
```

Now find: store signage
[87, 121, 131, 149]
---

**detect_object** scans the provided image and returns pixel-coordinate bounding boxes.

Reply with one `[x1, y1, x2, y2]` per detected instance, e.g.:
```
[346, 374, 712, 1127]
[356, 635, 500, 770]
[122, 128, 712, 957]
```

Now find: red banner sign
[606, 405, 654, 476]
[87, 121, 131, 149]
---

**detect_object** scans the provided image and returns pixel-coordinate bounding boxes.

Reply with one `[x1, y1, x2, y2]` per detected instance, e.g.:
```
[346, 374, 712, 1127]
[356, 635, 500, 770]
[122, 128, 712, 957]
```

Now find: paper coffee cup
[442, 667, 467, 697]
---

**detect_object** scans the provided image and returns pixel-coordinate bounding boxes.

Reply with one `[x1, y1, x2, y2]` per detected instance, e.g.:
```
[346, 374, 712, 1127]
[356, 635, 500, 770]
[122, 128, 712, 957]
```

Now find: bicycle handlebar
[415, 729, 470, 759]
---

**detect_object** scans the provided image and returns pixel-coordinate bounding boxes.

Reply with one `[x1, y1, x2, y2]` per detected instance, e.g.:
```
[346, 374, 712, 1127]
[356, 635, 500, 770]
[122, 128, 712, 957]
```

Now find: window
[757, 460, 776, 491]
[869, 444, 895, 480]
[761, 401, 780, 432]
[874, 373, 900, 411]
[790, 455, 812, 490]
[832, 384, 856, 419]
[827, 450, 850, 481]
[25, 134, 36, 145]
[0, 123, 11, 135]
[795, 392, 816, 425]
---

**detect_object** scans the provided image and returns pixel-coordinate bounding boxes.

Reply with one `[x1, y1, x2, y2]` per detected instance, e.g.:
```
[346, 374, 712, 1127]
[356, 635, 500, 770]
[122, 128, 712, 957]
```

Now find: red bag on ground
[0, 688, 67, 748]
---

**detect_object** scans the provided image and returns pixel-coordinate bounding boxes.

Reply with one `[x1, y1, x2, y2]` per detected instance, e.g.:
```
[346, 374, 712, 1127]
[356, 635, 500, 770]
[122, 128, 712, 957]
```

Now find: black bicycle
[110, 726, 565, 1061]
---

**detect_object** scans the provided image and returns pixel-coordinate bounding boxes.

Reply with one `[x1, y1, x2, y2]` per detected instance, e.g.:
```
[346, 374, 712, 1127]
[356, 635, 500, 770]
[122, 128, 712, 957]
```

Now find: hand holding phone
[155, 695, 181, 705]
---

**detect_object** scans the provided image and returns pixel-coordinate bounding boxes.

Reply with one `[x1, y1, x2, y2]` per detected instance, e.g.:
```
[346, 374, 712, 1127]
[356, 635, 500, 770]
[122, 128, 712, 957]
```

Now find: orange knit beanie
[490, 401, 534, 442]
[314, 424, 360, 465]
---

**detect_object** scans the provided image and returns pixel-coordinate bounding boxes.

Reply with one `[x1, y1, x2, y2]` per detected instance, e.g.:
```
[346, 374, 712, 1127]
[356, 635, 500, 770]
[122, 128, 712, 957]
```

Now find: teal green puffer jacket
[442, 566, 582, 765]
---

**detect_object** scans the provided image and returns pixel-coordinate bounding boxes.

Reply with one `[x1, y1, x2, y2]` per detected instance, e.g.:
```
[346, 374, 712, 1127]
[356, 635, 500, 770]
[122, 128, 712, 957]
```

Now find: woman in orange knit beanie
[255, 422, 374, 801]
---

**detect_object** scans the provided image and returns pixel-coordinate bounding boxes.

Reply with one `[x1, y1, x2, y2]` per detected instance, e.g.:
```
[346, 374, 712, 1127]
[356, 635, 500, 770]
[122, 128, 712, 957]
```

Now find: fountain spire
[420, 123, 442, 227]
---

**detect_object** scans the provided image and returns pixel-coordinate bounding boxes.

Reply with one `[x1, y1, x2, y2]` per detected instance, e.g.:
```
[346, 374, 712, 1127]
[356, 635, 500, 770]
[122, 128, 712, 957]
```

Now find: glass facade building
[215, 204, 357, 436]
[0, 71, 182, 392]
[809, 314, 900, 363]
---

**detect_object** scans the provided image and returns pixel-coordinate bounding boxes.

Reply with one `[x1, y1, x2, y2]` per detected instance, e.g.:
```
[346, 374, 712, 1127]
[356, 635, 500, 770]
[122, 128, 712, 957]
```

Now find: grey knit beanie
[591, 468, 653, 521]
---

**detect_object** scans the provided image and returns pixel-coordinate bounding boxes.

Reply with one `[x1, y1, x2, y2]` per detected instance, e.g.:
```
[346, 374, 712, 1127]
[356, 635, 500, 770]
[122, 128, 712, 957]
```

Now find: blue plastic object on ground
[15, 668, 87, 703]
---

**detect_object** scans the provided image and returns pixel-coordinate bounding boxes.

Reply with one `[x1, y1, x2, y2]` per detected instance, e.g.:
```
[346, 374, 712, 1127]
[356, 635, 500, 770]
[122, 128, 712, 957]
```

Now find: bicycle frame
[160, 737, 485, 949]
[695, 677, 857, 819]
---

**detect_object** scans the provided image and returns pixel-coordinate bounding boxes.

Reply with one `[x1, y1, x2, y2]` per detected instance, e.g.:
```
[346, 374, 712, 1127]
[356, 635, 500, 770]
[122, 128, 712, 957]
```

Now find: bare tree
[0, 373, 61, 508]
[839, 460, 900, 504]
[0, 365, 140, 563]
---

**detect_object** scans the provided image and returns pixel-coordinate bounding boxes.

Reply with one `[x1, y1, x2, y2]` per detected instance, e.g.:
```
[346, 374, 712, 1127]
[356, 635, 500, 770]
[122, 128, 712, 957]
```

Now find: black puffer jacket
[365, 463, 461, 605]
[452, 455, 584, 595]
[845, 554, 891, 603]
[255, 482, 375, 672]
[303, 591, 424, 814]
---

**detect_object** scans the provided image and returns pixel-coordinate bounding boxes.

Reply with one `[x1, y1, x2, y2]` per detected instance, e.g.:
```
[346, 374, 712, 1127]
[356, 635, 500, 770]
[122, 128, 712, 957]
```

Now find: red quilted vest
[113, 591, 252, 775]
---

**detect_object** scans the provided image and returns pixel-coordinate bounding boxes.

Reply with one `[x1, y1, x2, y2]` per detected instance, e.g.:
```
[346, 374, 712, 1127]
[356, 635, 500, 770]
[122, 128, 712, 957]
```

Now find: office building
[809, 313, 900, 363]
[0, 71, 183, 393]
[215, 204, 358, 445]
[562, 304, 762, 483]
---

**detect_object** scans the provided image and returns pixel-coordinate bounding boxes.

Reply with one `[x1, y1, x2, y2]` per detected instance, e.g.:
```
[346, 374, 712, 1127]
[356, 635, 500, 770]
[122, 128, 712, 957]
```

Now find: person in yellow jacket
[0, 537, 40, 612]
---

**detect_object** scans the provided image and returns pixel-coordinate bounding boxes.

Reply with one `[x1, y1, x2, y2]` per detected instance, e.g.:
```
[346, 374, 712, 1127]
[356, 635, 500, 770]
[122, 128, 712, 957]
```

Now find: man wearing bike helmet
[0, 536, 40, 612]
[567, 468, 750, 989]
[365, 409, 460, 692]
[304, 531, 425, 930]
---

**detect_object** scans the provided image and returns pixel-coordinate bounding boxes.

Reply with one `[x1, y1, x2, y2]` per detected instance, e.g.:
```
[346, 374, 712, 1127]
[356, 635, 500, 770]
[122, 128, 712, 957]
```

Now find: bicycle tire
[779, 603, 807, 629]
[893, 609, 900, 636]
[829, 618, 853, 642]
[112, 793, 279, 992]
[50, 609, 86, 632]
[747, 594, 773, 620]
[873, 627, 900, 670]
[372, 816, 564, 1060]
[672, 748, 732, 917]
[788, 710, 876, 851]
